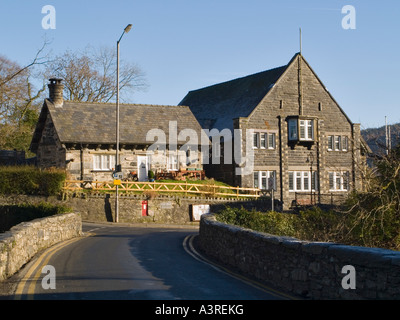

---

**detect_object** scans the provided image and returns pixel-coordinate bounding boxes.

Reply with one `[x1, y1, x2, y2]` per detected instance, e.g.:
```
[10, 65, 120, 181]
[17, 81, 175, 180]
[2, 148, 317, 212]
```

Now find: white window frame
[299, 119, 314, 141]
[334, 136, 341, 151]
[167, 152, 180, 171]
[252, 131, 276, 150]
[328, 135, 349, 152]
[289, 171, 318, 192]
[268, 133, 276, 149]
[168, 153, 179, 171]
[253, 171, 276, 190]
[260, 133, 266, 149]
[289, 118, 314, 142]
[93, 154, 115, 171]
[329, 171, 350, 191]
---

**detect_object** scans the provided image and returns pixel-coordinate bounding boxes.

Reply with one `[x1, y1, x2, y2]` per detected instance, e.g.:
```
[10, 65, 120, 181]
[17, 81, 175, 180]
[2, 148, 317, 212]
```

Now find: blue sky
[0, 0, 399, 129]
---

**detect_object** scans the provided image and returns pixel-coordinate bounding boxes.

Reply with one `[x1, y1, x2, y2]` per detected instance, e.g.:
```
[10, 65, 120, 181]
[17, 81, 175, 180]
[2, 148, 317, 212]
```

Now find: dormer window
[288, 116, 316, 143]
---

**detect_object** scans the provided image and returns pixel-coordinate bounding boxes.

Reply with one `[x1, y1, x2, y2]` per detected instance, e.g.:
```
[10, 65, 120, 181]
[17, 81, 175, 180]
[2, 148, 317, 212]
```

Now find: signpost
[268, 177, 274, 212]
[112, 171, 123, 187]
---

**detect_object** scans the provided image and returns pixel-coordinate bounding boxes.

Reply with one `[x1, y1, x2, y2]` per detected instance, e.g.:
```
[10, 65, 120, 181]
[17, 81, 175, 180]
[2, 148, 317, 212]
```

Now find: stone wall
[198, 214, 400, 300]
[0, 212, 82, 280]
[0, 194, 275, 225]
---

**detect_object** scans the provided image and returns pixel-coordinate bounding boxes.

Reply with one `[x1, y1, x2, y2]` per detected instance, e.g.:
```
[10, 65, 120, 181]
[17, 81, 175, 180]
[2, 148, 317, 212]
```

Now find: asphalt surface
[1, 222, 292, 300]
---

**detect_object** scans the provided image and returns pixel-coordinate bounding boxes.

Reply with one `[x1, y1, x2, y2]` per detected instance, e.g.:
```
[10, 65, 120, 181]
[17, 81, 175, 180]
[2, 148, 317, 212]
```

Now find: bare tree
[0, 40, 49, 88]
[0, 54, 46, 152]
[44, 46, 147, 103]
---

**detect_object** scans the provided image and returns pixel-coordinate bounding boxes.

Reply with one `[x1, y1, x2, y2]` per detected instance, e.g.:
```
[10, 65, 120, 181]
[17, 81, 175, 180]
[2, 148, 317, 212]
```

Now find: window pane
[260, 171, 266, 190]
[289, 119, 298, 140]
[104, 155, 110, 169]
[253, 133, 259, 148]
[94, 155, 100, 170]
[268, 133, 275, 149]
[336, 172, 341, 190]
[299, 120, 305, 139]
[296, 172, 302, 191]
[110, 156, 115, 170]
[169, 155, 178, 171]
[307, 120, 314, 140]
[261, 177, 267, 190]
[254, 172, 259, 189]
[328, 136, 333, 150]
[343, 136, 348, 151]
[303, 172, 309, 190]
[289, 172, 294, 191]
[343, 172, 349, 190]
[260, 133, 266, 148]
[329, 172, 334, 190]
[335, 136, 341, 151]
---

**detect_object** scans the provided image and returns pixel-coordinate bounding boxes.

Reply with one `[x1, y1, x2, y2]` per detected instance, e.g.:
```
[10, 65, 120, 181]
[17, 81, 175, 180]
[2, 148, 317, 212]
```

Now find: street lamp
[115, 24, 132, 223]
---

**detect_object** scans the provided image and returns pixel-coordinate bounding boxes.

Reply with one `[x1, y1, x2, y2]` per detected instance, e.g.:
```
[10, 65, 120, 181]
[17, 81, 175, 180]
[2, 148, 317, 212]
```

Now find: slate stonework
[198, 214, 400, 300]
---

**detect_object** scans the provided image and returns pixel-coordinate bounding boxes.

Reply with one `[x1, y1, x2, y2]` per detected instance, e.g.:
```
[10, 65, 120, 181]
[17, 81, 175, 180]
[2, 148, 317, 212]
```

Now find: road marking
[84, 226, 106, 234]
[183, 234, 298, 300]
[14, 237, 82, 300]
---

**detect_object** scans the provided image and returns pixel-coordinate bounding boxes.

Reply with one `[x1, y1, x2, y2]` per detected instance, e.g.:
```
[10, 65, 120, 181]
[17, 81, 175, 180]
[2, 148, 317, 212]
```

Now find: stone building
[180, 53, 370, 208]
[30, 79, 205, 181]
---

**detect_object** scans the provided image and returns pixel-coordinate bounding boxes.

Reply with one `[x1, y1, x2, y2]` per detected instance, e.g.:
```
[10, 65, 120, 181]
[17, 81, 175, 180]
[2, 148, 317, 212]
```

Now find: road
[7, 222, 293, 300]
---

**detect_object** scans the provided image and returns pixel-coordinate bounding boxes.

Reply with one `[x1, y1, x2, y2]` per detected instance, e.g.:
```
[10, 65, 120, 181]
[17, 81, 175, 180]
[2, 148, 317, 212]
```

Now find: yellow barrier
[63, 180, 261, 199]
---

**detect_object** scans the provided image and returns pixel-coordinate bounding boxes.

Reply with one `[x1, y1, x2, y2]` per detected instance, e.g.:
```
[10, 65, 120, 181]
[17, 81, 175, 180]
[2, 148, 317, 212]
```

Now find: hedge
[215, 205, 400, 251]
[216, 206, 348, 245]
[0, 166, 66, 196]
[0, 202, 72, 233]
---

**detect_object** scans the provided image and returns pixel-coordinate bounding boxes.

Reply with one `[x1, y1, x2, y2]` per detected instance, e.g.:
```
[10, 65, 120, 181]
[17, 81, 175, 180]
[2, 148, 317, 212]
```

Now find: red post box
[141, 200, 148, 216]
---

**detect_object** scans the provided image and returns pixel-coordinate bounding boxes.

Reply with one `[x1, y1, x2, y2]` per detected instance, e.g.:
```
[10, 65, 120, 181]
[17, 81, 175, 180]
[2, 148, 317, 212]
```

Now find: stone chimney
[48, 78, 64, 106]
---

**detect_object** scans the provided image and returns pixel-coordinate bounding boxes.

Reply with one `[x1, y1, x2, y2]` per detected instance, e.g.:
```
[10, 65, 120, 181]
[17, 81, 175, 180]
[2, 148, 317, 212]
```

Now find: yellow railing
[63, 180, 261, 199]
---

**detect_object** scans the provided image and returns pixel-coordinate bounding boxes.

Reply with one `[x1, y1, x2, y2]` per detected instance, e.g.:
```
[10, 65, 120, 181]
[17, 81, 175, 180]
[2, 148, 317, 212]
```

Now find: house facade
[30, 79, 205, 182]
[180, 53, 370, 209]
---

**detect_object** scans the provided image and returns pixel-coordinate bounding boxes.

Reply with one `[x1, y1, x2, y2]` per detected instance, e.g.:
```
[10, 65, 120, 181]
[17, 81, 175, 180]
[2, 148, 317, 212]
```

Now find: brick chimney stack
[48, 78, 64, 106]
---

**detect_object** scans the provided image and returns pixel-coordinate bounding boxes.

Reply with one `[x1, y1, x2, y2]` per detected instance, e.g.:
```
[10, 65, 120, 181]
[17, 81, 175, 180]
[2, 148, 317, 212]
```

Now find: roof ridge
[187, 64, 288, 94]
[62, 100, 188, 108]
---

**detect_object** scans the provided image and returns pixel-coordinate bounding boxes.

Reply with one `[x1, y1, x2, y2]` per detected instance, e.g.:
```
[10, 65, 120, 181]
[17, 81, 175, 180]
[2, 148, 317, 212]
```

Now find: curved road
[10, 222, 293, 300]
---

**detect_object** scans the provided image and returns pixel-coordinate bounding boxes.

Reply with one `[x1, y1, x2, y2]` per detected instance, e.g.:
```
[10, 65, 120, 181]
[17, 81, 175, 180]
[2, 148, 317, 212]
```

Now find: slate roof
[30, 100, 204, 152]
[179, 58, 292, 132]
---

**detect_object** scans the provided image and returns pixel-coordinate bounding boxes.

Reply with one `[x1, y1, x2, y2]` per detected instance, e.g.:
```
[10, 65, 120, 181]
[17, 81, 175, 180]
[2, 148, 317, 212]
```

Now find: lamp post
[115, 24, 132, 223]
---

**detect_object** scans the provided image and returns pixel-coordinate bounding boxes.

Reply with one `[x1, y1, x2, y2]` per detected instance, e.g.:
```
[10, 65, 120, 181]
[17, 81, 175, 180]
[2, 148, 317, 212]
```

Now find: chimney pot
[48, 78, 64, 106]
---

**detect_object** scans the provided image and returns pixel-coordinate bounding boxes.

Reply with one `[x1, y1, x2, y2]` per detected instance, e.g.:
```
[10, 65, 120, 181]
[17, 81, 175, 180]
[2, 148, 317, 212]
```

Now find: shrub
[216, 206, 297, 237]
[294, 207, 345, 243]
[216, 206, 347, 243]
[342, 144, 400, 250]
[0, 202, 72, 233]
[0, 166, 66, 196]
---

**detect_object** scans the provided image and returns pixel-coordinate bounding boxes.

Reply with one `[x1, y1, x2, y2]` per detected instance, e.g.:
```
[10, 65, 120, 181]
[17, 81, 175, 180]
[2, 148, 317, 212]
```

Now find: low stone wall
[0, 194, 275, 225]
[198, 214, 400, 300]
[0, 212, 82, 280]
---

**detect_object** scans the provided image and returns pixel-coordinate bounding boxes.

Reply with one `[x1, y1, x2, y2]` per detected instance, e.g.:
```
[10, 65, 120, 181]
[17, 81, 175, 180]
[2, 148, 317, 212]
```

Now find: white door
[137, 156, 148, 182]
